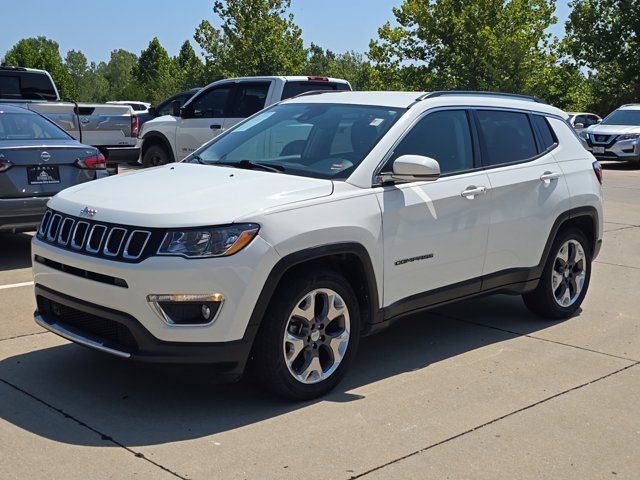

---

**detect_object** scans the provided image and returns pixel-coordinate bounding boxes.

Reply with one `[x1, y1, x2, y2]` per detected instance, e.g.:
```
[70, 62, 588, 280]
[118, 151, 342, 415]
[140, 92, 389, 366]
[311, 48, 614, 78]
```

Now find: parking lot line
[0, 281, 34, 290]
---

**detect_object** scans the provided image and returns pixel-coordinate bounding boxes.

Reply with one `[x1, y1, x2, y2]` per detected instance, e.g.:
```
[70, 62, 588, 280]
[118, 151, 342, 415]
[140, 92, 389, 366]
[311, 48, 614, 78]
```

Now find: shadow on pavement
[0, 294, 559, 448]
[0, 232, 33, 272]
[600, 160, 640, 171]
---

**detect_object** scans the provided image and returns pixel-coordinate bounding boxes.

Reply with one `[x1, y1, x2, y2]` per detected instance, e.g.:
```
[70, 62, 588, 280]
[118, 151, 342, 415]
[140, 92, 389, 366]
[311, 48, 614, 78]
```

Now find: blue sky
[1, 0, 571, 62]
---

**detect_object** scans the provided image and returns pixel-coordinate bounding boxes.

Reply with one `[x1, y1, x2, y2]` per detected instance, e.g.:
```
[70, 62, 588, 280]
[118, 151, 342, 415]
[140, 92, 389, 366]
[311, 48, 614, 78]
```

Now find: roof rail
[0, 65, 28, 71]
[293, 90, 348, 99]
[620, 103, 640, 108]
[417, 91, 547, 104]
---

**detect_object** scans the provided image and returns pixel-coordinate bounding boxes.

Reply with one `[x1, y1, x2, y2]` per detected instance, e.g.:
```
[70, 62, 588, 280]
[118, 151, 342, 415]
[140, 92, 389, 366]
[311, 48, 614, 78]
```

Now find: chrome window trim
[123, 230, 151, 260]
[103, 227, 128, 257]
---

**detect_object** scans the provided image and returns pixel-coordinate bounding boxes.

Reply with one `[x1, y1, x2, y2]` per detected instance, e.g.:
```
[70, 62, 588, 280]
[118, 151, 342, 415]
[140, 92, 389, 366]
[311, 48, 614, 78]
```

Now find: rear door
[223, 81, 272, 131]
[476, 109, 570, 285]
[174, 83, 236, 160]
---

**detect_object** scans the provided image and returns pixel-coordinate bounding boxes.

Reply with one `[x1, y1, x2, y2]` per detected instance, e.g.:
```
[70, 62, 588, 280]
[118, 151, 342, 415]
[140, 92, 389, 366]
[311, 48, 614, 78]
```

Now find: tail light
[131, 114, 139, 138]
[307, 76, 329, 82]
[76, 152, 106, 170]
[592, 161, 603, 185]
[0, 160, 12, 172]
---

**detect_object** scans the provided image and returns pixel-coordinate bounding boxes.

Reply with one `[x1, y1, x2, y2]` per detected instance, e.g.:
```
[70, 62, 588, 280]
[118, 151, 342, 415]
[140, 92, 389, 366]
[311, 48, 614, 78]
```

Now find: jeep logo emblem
[80, 207, 97, 218]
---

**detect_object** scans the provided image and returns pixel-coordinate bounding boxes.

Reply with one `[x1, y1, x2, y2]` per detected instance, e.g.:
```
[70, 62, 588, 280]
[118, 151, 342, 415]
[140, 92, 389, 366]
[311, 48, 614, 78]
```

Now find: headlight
[617, 134, 640, 141]
[579, 131, 589, 139]
[157, 224, 259, 258]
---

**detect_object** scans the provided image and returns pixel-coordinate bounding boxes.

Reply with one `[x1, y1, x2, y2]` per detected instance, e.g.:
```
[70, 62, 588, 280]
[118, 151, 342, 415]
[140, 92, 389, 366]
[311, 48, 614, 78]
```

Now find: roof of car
[619, 104, 640, 110]
[283, 90, 568, 117]
[567, 112, 600, 116]
[0, 104, 35, 114]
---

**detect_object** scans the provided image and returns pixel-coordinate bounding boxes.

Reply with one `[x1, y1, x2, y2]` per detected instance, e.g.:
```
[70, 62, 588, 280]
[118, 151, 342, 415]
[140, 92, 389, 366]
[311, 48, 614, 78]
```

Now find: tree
[133, 38, 178, 103]
[175, 40, 205, 89]
[3, 36, 76, 99]
[368, 0, 586, 108]
[565, 0, 640, 114]
[103, 49, 139, 100]
[305, 44, 378, 90]
[195, 0, 306, 78]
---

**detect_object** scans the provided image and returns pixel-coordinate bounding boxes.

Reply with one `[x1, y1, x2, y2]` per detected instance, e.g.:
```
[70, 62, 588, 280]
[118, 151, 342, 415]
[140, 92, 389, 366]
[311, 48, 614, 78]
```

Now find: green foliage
[175, 41, 205, 90]
[133, 38, 178, 103]
[565, 0, 640, 115]
[305, 44, 378, 91]
[368, 0, 588, 109]
[3, 36, 76, 100]
[195, 0, 306, 77]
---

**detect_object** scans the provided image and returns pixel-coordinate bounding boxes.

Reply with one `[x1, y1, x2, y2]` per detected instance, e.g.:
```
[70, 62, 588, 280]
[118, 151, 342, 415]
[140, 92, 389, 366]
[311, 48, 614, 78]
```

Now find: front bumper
[585, 135, 640, 162]
[0, 196, 50, 231]
[34, 284, 256, 375]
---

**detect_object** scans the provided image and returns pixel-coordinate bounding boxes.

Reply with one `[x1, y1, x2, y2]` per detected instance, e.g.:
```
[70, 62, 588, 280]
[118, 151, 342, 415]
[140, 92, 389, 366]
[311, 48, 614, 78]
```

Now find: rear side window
[387, 110, 474, 174]
[476, 110, 537, 166]
[281, 81, 350, 100]
[230, 83, 270, 118]
[531, 115, 556, 151]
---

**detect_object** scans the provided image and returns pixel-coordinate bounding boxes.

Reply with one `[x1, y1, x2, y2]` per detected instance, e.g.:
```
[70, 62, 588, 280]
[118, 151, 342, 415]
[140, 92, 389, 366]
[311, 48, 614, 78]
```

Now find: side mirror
[381, 155, 440, 183]
[148, 106, 158, 117]
[597, 119, 602, 124]
[574, 122, 585, 129]
[171, 100, 182, 117]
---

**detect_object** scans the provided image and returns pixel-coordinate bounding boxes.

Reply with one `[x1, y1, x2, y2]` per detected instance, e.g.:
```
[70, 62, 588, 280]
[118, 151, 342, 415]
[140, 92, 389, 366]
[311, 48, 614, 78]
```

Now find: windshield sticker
[370, 118, 384, 127]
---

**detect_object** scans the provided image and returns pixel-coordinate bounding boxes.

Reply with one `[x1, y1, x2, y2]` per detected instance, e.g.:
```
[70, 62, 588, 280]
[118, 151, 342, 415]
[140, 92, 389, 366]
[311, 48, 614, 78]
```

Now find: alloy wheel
[551, 239, 587, 307]
[282, 288, 351, 384]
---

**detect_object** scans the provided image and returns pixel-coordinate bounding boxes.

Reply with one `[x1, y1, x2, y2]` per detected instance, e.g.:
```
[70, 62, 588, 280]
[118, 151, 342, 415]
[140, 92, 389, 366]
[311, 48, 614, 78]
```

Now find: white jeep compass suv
[32, 91, 604, 400]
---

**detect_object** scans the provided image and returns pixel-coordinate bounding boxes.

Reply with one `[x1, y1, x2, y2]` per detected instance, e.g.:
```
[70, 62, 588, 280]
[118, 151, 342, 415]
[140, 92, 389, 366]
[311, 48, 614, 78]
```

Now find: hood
[48, 163, 334, 227]
[585, 124, 640, 135]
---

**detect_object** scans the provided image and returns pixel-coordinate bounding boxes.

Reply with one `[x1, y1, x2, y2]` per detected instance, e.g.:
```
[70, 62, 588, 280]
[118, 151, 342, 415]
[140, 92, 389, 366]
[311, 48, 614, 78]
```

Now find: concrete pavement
[0, 163, 638, 479]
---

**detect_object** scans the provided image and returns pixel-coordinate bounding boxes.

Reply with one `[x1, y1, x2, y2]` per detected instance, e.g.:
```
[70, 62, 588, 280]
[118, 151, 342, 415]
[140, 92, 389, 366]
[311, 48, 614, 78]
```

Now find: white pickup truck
[138, 76, 351, 166]
[0, 66, 139, 172]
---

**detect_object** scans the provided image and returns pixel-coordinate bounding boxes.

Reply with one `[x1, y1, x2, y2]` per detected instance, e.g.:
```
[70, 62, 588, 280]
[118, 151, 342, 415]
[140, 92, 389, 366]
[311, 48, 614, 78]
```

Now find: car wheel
[142, 144, 171, 167]
[251, 270, 360, 400]
[523, 228, 592, 319]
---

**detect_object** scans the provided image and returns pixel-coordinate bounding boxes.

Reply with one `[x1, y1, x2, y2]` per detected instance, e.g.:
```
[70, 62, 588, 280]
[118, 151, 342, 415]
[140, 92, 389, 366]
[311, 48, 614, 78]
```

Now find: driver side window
[385, 110, 474, 174]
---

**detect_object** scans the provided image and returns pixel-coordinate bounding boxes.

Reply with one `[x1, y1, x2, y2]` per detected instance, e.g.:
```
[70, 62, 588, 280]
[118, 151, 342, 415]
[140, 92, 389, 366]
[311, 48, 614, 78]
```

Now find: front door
[175, 84, 235, 160]
[376, 109, 491, 308]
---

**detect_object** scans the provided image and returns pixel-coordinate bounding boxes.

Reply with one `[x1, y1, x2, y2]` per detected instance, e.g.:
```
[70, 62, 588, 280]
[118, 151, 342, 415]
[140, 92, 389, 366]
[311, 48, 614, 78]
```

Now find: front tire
[523, 228, 592, 319]
[142, 144, 171, 167]
[251, 270, 360, 400]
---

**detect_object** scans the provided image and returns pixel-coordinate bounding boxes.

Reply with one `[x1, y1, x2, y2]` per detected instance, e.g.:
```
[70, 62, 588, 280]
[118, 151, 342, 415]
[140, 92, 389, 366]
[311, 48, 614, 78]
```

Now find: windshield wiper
[213, 160, 285, 173]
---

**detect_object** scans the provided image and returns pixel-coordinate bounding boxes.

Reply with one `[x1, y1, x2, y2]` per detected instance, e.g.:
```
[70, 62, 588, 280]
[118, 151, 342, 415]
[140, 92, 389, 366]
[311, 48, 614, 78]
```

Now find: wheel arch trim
[142, 131, 175, 162]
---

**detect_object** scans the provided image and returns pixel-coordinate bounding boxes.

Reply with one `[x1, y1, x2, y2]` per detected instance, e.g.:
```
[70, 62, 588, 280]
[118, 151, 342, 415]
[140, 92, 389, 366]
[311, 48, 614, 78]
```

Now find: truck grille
[37, 209, 161, 263]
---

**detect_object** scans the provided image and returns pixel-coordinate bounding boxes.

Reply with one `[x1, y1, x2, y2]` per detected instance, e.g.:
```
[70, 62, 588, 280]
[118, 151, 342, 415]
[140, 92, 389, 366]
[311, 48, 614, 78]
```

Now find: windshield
[601, 109, 640, 126]
[0, 112, 70, 140]
[188, 103, 403, 180]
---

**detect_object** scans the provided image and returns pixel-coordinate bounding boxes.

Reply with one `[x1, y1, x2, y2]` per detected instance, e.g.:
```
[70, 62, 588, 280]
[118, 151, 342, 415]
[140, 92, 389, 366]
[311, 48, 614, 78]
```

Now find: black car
[0, 105, 106, 232]
[135, 88, 202, 126]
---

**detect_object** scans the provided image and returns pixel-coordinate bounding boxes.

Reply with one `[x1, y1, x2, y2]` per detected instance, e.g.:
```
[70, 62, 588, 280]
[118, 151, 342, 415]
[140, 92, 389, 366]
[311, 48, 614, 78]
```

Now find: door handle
[210, 124, 222, 130]
[540, 171, 561, 184]
[461, 186, 487, 199]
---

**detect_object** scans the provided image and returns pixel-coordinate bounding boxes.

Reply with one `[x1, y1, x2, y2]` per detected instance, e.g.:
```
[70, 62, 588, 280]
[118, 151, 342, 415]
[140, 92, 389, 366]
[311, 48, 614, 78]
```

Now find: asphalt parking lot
[1, 163, 639, 480]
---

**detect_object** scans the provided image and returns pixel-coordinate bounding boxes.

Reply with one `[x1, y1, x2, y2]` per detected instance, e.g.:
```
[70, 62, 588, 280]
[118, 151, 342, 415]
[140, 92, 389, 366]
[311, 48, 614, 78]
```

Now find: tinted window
[531, 115, 556, 151]
[477, 110, 537, 166]
[230, 83, 270, 117]
[574, 115, 586, 126]
[0, 71, 57, 100]
[189, 86, 234, 118]
[281, 81, 350, 100]
[386, 110, 474, 174]
[585, 115, 599, 126]
[601, 109, 640, 126]
[194, 103, 402, 180]
[0, 112, 70, 140]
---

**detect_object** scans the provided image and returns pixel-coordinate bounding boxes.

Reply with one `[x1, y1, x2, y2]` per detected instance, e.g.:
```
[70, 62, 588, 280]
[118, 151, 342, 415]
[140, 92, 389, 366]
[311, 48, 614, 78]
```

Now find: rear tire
[142, 143, 171, 167]
[523, 228, 592, 320]
[251, 269, 360, 400]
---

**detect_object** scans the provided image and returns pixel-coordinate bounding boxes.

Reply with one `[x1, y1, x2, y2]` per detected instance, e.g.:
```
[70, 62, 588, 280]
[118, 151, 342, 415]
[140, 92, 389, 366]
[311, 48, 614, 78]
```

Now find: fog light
[147, 294, 224, 326]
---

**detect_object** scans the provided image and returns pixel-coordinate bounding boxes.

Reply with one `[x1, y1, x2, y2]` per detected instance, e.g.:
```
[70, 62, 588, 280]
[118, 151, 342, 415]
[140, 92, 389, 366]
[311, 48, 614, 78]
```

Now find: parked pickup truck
[0, 66, 140, 172]
[138, 76, 351, 166]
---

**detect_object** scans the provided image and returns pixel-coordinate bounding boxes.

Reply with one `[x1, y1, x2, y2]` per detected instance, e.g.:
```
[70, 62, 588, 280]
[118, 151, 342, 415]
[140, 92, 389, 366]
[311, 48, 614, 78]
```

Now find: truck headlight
[617, 134, 639, 141]
[157, 224, 259, 258]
